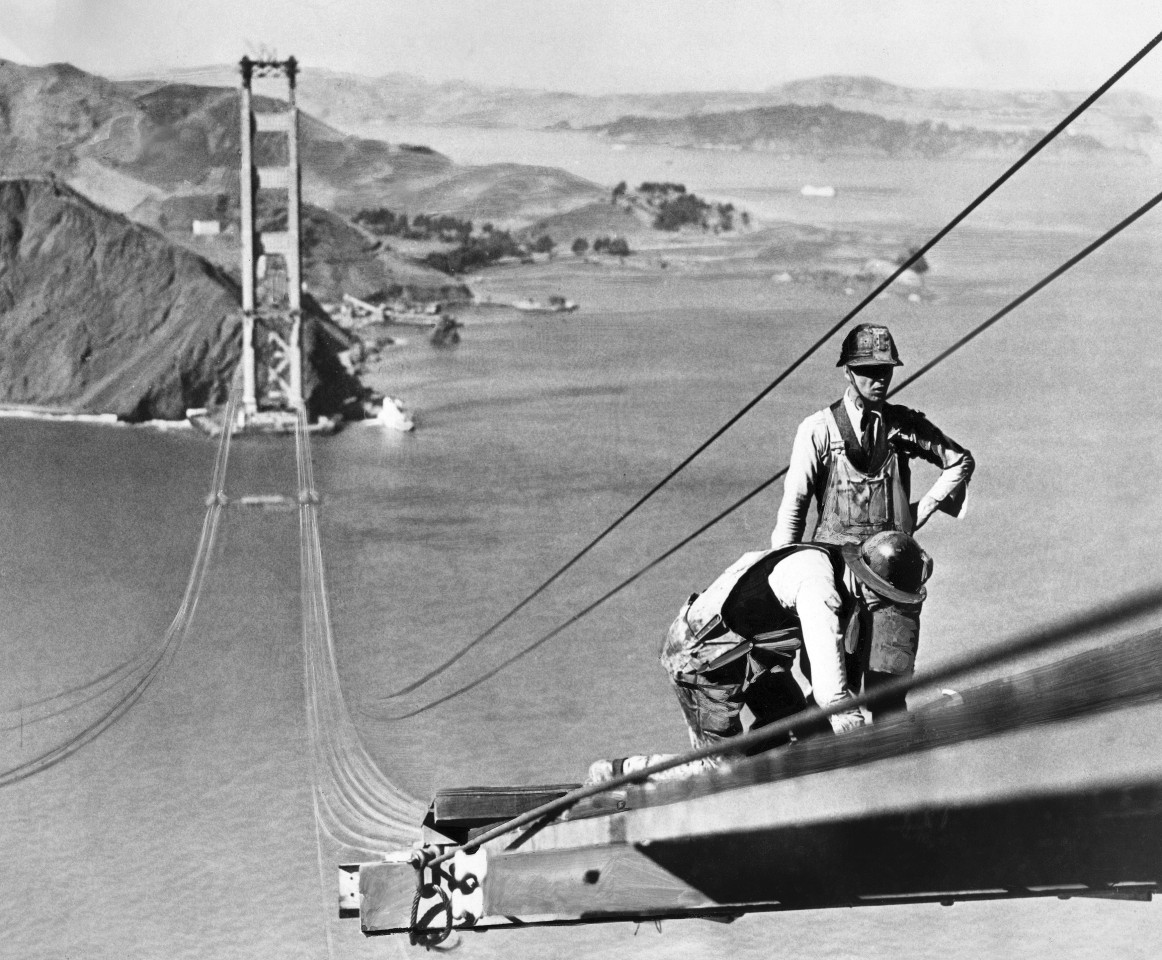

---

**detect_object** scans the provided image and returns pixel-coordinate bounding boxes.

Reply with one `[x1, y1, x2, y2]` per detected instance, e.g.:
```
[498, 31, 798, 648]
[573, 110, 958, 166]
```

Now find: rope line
[293, 408, 426, 847]
[427, 582, 1162, 866]
[367, 186, 1162, 721]
[0, 374, 241, 786]
[379, 29, 1162, 702]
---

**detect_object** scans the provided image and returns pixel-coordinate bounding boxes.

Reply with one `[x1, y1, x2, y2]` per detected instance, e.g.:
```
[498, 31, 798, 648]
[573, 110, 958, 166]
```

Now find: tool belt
[677, 544, 832, 685]
[676, 603, 802, 691]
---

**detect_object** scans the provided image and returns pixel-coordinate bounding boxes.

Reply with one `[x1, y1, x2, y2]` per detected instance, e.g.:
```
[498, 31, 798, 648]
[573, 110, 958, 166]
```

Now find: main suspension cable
[369, 186, 1162, 721]
[380, 30, 1162, 701]
[427, 581, 1162, 866]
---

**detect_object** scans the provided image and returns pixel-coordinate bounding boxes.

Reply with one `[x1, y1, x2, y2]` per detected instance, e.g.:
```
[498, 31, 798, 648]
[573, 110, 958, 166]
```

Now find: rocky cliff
[0, 177, 363, 420]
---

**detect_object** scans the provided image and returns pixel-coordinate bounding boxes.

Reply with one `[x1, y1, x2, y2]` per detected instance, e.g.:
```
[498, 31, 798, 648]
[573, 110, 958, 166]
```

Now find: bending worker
[772, 323, 974, 713]
[659, 533, 931, 753]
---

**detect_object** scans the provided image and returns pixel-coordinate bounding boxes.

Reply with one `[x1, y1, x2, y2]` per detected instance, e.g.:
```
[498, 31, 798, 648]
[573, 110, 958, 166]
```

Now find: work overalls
[811, 399, 921, 711]
[660, 545, 829, 752]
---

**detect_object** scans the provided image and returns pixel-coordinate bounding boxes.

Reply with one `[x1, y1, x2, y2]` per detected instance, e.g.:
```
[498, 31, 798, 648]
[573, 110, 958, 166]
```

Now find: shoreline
[0, 405, 194, 430]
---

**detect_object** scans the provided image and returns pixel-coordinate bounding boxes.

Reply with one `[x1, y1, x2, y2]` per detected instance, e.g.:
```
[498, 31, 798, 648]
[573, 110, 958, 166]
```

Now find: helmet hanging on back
[841, 530, 932, 605]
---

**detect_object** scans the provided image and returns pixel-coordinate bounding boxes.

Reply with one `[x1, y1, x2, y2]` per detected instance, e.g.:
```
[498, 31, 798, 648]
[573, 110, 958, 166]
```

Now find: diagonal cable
[368, 186, 1162, 721]
[380, 30, 1162, 700]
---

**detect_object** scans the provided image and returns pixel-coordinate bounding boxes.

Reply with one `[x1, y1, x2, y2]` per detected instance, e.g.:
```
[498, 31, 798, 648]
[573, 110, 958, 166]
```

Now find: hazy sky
[2, 0, 1161, 94]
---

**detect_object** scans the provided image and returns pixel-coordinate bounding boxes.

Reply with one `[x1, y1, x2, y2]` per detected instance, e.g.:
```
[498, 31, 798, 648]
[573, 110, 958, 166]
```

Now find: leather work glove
[828, 705, 865, 735]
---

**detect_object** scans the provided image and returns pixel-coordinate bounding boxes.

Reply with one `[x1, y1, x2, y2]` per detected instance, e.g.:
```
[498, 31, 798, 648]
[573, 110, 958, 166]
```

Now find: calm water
[2, 139, 1162, 959]
[361, 120, 1155, 232]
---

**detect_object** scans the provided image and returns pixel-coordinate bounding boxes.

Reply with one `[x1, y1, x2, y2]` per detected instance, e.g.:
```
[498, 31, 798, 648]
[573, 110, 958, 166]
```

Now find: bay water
[2, 136, 1162, 958]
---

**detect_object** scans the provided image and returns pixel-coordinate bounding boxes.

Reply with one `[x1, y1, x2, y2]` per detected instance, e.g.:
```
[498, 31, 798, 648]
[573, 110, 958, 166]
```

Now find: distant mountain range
[0, 59, 607, 302]
[590, 103, 1109, 159]
[124, 65, 1162, 157]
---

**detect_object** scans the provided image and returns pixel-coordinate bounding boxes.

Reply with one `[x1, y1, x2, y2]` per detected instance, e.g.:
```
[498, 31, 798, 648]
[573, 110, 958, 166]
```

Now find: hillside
[132, 66, 1162, 155]
[0, 59, 615, 301]
[82, 81, 451, 202]
[591, 103, 1109, 158]
[0, 61, 139, 174]
[0, 177, 364, 420]
[345, 162, 607, 226]
[118, 65, 775, 131]
[524, 200, 651, 243]
[769, 75, 1162, 155]
[130, 193, 471, 303]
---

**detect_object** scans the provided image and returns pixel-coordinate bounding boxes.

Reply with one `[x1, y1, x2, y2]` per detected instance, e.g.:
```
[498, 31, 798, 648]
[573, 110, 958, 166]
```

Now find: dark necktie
[860, 410, 877, 454]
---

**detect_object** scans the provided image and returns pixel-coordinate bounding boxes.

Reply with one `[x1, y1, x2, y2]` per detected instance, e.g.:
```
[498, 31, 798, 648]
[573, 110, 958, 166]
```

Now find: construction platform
[186, 407, 339, 436]
[340, 628, 1162, 937]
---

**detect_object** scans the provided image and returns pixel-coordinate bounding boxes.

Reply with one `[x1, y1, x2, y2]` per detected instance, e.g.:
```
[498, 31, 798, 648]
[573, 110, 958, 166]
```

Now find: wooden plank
[424, 784, 581, 844]
[433, 784, 580, 823]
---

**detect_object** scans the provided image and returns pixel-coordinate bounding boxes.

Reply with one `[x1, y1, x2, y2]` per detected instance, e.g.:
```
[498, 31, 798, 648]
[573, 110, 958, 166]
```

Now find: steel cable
[428, 582, 1162, 866]
[378, 29, 1162, 702]
[368, 186, 1162, 721]
[294, 409, 425, 848]
[0, 376, 240, 786]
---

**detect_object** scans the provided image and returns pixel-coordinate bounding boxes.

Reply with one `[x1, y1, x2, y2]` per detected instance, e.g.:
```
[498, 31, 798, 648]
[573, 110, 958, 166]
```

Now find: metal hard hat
[841, 531, 932, 605]
[837, 324, 902, 368]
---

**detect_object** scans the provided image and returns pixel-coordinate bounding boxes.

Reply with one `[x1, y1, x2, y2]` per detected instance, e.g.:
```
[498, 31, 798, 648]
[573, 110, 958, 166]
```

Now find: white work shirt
[771, 393, 974, 548]
[767, 548, 850, 710]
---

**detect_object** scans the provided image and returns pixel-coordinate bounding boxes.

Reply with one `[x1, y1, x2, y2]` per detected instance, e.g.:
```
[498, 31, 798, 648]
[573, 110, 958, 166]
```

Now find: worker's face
[846, 364, 894, 405]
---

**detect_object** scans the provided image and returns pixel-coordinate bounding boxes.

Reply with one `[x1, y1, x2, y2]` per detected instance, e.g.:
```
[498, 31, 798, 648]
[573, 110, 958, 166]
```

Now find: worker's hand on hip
[912, 496, 939, 531]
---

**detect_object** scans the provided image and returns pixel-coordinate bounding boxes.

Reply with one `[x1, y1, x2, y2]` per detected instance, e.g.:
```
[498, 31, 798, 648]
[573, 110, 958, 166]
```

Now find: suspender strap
[828, 398, 890, 473]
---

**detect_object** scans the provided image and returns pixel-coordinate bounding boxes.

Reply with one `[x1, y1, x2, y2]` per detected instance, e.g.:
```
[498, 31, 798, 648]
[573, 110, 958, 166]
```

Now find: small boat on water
[513, 296, 580, 314]
[800, 184, 837, 198]
[374, 397, 415, 432]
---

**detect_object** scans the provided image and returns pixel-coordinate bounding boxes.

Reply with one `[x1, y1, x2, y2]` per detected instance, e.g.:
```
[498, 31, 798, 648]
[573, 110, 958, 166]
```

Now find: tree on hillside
[572, 237, 589, 257]
[653, 192, 710, 231]
[897, 246, 930, 274]
[531, 234, 556, 256]
[612, 181, 627, 204]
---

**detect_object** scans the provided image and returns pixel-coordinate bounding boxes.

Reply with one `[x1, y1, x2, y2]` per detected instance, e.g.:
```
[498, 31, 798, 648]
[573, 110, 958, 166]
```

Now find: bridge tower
[238, 55, 303, 421]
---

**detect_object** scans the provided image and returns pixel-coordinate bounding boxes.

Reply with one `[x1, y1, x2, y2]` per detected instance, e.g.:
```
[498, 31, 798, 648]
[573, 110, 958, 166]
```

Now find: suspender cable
[379, 30, 1162, 701]
[427, 583, 1162, 865]
[368, 186, 1162, 721]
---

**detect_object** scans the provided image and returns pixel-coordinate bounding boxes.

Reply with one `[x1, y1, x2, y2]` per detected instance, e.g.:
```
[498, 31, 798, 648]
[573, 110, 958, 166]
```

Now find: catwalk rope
[370, 186, 1162, 721]
[378, 28, 1162, 704]
[293, 407, 425, 851]
[0, 376, 240, 786]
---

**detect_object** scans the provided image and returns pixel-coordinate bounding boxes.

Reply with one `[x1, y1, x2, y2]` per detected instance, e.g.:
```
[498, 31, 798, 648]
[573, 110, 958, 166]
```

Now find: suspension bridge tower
[238, 55, 304, 423]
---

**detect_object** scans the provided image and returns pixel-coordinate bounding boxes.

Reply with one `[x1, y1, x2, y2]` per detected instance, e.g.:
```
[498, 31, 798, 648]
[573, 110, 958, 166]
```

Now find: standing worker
[771, 323, 974, 714]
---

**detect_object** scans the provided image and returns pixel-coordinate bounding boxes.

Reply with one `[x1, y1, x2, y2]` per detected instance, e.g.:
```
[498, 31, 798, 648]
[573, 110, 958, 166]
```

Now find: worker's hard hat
[842, 531, 932, 605]
[837, 324, 902, 368]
